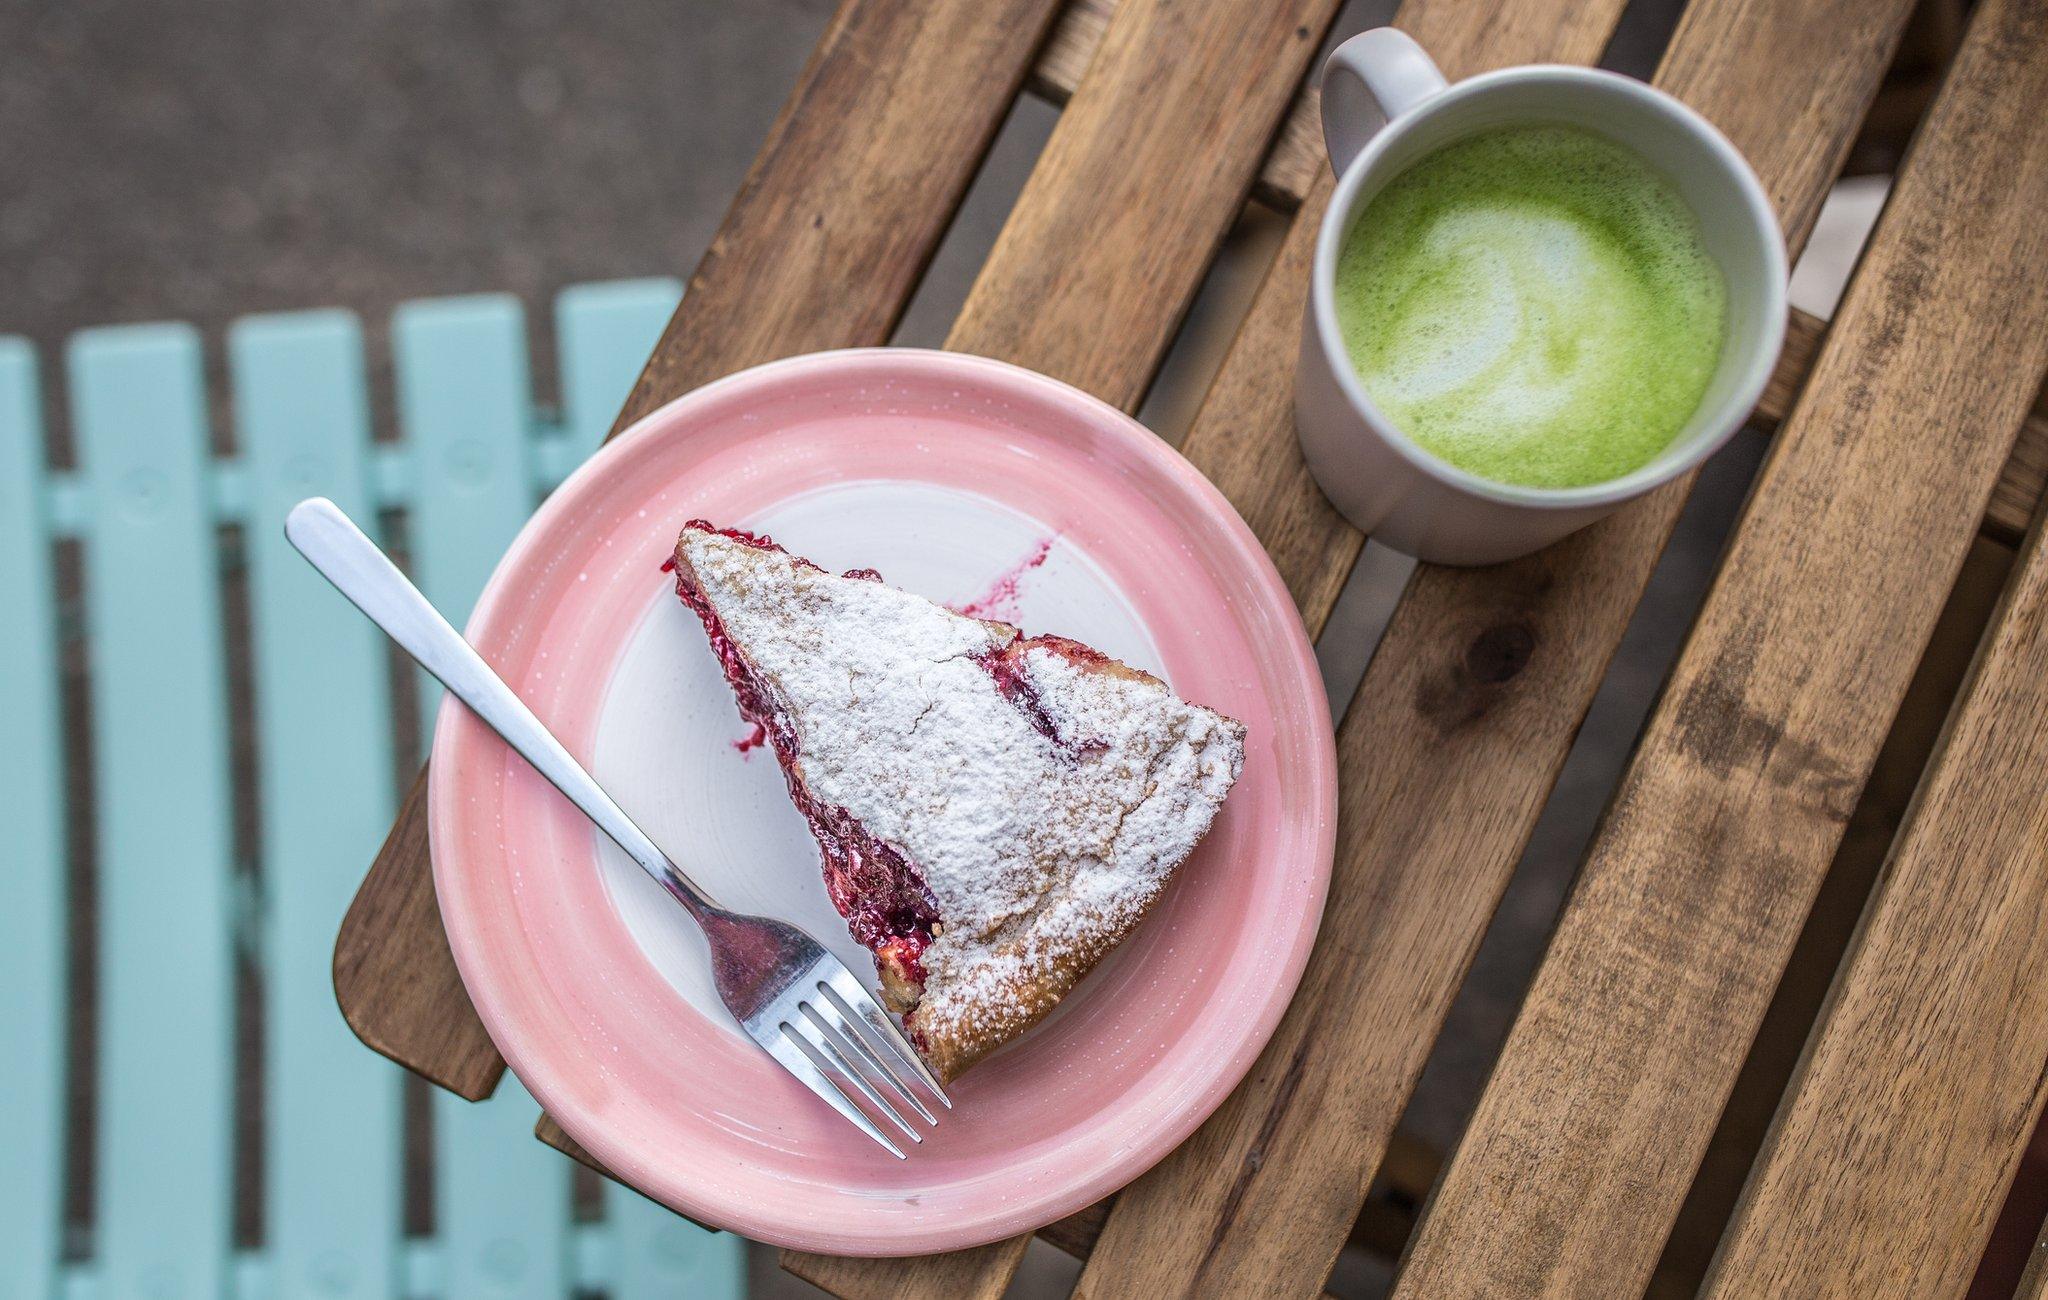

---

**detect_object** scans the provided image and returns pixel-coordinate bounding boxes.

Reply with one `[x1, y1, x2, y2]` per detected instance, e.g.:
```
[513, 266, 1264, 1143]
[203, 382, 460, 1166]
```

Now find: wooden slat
[1702, 458, 2048, 1290]
[1072, 0, 1922, 1293]
[1638, 531, 2015, 1293]
[784, 0, 1351, 1293]
[612, 0, 1067, 431]
[1174, 174, 1357, 627]
[0, 338, 64, 1300]
[2024, 1217, 2048, 1300]
[1393, 0, 2048, 1292]
[942, 0, 1341, 411]
[395, 297, 575, 1299]
[334, 0, 1066, 1106]
[74, 325, 237, 1299]
[1030, 0, 1352, 214]
[1987, 387, 2048, 544]
[1764, 284, 2048, 549]
[236, 311, 404, 1298]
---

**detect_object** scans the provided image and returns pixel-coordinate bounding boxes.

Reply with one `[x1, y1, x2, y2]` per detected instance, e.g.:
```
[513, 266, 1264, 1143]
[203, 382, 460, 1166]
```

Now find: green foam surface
[1335, 125, 1726, 488]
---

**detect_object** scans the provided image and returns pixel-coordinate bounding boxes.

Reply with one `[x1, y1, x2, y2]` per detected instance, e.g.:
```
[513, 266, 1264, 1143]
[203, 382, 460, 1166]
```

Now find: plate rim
[428, 346, 1339, 1253]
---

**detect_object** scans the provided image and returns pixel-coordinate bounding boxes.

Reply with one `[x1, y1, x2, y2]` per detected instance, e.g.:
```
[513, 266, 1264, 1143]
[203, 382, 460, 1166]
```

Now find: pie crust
[671, 522, 1245, 1081]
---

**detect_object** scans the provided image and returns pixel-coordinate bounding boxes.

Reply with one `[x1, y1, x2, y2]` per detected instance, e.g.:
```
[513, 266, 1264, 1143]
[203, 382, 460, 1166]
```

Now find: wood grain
[943, 0, 1340, 413]
[1393, 0, 2048, 1292]
[785, 0, 1350, 1292]
[1039, 0, 2048, 541]
[1761, 311, 2048, 545]
[1029, 0, 1325, 213]
[611, 0, 1068, 427]
[1702, 463, 2048, 1293]
[331, 0, 1064, 1097]
[2024, 1217, 2048, 1300]
[1988, 388, 2048, 543]
[1639, 533, 2016, 1294]
[1072, 0, 1920, 1293]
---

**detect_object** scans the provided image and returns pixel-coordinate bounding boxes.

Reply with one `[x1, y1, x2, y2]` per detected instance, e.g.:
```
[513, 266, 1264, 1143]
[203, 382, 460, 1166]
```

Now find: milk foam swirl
[1335, 125, 1725, 488]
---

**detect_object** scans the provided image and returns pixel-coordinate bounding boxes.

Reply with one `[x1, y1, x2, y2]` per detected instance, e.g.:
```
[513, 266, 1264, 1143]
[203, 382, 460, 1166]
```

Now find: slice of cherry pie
[670, 521, 1246, 1082]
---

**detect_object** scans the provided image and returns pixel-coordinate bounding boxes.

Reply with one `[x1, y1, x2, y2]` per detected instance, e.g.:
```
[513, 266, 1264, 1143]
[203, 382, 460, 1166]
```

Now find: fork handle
[285, 497, 718, 916]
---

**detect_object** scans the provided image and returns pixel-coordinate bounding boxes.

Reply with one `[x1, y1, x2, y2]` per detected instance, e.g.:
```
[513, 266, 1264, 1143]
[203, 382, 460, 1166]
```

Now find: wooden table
[332, 0, 2048, 1293]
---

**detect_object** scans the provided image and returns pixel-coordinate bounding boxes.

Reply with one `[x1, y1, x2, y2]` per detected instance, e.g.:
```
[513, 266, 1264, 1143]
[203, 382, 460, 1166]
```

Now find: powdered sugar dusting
[676, 527, 1245, 1072]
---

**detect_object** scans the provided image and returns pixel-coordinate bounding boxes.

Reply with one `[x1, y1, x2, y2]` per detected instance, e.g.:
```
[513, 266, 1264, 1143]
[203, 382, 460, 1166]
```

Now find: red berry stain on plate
[731, 719, 768, 754]
[950, 535, 1055, 621]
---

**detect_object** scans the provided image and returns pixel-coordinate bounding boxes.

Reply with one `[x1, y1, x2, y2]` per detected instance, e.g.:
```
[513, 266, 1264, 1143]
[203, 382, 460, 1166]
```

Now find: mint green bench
[0, 279, 746, 1299]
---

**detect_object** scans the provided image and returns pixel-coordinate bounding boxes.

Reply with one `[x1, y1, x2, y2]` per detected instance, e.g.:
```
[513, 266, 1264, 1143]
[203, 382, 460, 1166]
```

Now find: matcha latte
[1334, 125, 1725, 488]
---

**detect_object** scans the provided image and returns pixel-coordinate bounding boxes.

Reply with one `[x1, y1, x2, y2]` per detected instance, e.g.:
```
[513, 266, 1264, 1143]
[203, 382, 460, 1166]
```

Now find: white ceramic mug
[1294, 29, 1787, 566]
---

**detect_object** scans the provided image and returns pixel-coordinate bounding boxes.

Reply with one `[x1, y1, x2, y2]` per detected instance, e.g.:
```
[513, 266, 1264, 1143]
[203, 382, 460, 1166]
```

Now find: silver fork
[285, 497, 947, 1157]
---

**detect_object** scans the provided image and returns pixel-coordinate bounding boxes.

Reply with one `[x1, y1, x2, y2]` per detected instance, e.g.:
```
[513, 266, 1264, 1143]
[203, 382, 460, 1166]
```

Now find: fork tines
[770, 973, 950, 1158]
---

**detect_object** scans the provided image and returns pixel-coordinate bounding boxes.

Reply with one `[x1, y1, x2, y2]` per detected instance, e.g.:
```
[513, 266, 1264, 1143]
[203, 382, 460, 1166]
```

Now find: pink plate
[429, 349, 1337, 1255]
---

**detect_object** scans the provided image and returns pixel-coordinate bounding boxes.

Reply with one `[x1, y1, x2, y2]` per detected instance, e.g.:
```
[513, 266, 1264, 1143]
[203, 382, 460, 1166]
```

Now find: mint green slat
[392, 294, 534, 638]
[392, 295, 534, 735]
[233, 311, 403, 1299]
[71, 325, 234, 1298]
[395, 294, 569, 1299]
[553, 278, 682, 448]
[0, 339, 65, 1300]
[610, 1183, 747, 1300]
[432, 1078, 572, 1300]
[554, 278, 744, 1298]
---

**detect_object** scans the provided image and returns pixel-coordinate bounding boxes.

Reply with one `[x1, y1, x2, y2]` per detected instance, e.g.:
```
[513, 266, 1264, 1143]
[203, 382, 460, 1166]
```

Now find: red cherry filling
[672, 526, 940, 1002]
[975, 634, 1111, 754]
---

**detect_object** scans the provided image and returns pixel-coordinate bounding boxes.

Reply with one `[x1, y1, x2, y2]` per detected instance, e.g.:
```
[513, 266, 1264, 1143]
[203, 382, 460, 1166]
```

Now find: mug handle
[1319, 29, 1448, 177]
